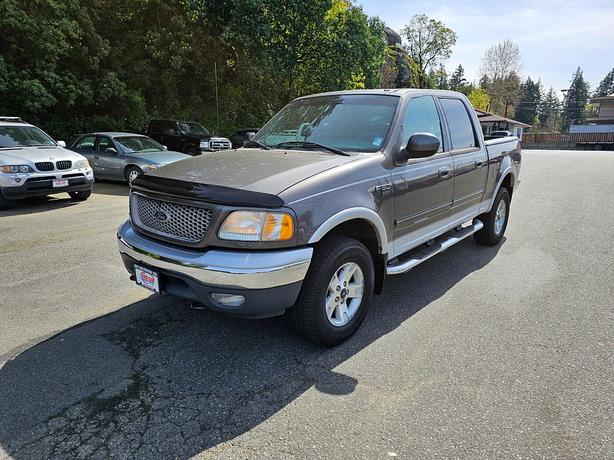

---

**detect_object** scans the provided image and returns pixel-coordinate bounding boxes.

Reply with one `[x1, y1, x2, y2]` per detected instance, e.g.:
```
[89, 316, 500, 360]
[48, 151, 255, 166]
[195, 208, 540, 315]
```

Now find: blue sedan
[69, 132, 190, 183]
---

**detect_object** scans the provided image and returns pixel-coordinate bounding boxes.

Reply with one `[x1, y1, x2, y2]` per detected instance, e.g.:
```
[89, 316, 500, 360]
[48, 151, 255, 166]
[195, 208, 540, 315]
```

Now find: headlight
[199, 140, 210, 150]
[218, 211, 294, 242]
[74, 159, 89, 169]
[0, 165, 34, 173]
[144, 163, 160, 170]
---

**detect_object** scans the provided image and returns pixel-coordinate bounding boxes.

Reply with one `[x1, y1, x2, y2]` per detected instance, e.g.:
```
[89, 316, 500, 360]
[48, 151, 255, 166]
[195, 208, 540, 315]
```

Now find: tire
[0, 190, 11, 210]
[474, 187, 511, 246]
[185, 146, 198, 156]
[69, 190, 92, 201]
[125, 166, 142, 184]
[289, 236, 374, 346]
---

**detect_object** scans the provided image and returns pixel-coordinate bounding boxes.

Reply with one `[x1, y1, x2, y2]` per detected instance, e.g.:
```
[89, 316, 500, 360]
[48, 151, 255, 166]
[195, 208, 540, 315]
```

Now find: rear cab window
[439, 98, 478, 151]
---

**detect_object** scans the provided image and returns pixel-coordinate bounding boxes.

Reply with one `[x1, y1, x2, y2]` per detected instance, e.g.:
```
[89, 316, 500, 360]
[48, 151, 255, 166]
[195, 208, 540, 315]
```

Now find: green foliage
[539, 87, 561, 132]
[0, 0, 386, 140]
[561, 67, 590, 131]
[595, 68, 614, 97]
[401, 14, 457, 88]
[468, 88, 490, 111]
[449, 65, 466, 91]
[514, 77, 543, 125]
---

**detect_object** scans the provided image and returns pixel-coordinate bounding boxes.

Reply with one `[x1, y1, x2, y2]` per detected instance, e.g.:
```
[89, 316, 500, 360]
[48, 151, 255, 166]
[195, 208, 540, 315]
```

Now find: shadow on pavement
[0, 238, 503, 458]
[92, 182, 129, 197]
[0, 196, 80, 217]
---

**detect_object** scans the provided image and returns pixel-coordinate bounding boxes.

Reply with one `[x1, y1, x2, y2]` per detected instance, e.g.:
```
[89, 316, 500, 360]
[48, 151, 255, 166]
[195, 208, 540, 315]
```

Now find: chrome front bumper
[117, 220, 313, 290]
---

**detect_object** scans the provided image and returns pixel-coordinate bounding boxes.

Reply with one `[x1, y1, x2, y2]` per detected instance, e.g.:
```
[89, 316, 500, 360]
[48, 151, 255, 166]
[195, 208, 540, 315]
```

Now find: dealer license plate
[52, 178, 69, 188]
[134, 265, 160, 293]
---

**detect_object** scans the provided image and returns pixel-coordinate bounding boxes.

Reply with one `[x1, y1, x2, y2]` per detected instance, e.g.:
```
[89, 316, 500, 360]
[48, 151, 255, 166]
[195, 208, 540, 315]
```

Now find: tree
[449, 64, 466, 90]
[468, 88, 490, 111]
[514, 77, 543, 125]
[540, 87, 561, 132]
[561, 67, 590, 131]
[479, 39, 522, 115]
[401, 14, 457, 88]
[595, 68, 614, 96]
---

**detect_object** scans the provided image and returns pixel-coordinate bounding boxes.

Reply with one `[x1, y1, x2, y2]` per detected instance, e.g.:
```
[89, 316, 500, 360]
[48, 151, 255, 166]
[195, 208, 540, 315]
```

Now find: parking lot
[0, 150, 612, 458]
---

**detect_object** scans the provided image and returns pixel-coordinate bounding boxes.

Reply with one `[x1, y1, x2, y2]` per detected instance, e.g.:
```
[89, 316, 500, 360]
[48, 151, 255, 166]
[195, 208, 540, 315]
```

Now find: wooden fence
[522, 132, 614, 149]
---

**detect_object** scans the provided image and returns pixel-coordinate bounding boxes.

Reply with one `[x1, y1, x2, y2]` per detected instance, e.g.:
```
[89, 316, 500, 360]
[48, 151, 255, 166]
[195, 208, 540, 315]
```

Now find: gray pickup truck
[118, 89, 521, 345]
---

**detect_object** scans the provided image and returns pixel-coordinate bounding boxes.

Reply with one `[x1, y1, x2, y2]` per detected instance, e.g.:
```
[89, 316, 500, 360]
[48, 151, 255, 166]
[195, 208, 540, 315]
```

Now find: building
[586, 94, 614, 125]
[474, 109, 531, 140]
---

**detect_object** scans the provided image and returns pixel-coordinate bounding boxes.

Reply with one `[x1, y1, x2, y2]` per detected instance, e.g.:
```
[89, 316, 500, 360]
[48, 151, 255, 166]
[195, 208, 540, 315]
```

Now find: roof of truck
[294, 88, 467, 100]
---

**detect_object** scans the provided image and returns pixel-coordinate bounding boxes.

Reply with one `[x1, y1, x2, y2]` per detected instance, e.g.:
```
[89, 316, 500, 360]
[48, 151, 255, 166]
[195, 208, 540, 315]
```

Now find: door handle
[475, 160, 485, 168]
[438, 167, 452, 178]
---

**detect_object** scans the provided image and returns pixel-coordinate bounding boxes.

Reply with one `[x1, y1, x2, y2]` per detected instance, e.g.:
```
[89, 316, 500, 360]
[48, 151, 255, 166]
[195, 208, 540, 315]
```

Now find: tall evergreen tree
[514, 77, 543, 125]
[540, 87, 561, 132]
[448, 64, 466, 90]
[595, 68, 614, 96]
[561, 67, 590, 131]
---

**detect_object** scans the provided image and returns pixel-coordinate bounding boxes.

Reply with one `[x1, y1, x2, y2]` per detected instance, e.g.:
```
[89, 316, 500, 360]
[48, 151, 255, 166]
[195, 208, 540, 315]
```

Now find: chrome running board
[386, 220, 484, 276]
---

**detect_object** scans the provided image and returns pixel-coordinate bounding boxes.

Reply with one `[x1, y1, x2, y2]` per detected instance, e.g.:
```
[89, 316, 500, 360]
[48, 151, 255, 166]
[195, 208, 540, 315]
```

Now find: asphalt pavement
[0, 150, 612, 459]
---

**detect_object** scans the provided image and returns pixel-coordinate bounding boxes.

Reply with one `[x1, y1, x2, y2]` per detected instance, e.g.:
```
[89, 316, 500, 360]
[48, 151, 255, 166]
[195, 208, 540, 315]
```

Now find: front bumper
[117, 220, 313, 318]
[1, 170, 93, 200]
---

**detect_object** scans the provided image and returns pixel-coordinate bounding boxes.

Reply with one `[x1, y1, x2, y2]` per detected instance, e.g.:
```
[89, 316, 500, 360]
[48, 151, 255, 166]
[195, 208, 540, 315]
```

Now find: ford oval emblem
[155, 210, 169, 222]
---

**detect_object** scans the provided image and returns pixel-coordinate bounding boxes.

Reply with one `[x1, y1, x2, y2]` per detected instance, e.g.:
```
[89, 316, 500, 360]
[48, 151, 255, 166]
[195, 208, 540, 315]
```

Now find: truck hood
[145, 148, 358, 195]
[0, 146, 86, 165]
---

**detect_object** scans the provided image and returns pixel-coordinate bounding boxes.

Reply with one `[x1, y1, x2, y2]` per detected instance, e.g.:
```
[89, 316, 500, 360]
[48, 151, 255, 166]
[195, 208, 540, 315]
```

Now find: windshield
[178, 122, 210, 135]
[0, 125, 57, 148]
[252, 94, 399, 153]
[115, 136, 165, 153]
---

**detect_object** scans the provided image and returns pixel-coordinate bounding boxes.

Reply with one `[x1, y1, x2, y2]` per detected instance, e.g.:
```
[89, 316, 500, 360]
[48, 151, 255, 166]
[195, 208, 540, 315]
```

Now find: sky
[359, 0, 614, 97]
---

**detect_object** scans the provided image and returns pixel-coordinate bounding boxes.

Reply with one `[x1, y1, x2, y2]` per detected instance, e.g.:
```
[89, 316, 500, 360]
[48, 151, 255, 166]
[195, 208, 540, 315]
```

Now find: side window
[75, 135, 96, 151]
[163, 122, 177, 135]
[98, 136, 115, 152]
[149, 121, 162, 134]
[402, 96, 443, 152]
[439, 98, 477, 150]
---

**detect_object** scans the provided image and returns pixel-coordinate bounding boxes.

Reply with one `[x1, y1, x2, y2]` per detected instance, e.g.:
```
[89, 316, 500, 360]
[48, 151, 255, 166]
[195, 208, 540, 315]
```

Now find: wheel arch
[308, 208, 389, 294]
[488, 168, 515, 212]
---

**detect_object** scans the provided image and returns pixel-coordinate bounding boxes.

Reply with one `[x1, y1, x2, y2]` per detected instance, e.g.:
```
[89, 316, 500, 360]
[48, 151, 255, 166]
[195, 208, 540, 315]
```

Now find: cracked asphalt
[0, 150, 612, 459]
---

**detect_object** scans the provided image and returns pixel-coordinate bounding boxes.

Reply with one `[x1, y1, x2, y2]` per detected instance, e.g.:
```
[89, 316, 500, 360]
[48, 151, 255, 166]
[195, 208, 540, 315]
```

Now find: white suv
[0, 117, 94, 210]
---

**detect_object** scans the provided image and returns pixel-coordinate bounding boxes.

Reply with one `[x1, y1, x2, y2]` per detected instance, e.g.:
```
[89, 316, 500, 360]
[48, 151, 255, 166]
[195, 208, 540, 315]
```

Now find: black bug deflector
[131, 175, 285, 208]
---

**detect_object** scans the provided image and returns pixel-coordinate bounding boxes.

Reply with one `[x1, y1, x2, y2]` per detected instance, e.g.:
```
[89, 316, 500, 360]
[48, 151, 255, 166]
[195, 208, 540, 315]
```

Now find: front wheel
[69, 190, 92, 201]
[125, 166, 142, 184]
[474, 187, 511, 246]
[289, 236, 374, 346]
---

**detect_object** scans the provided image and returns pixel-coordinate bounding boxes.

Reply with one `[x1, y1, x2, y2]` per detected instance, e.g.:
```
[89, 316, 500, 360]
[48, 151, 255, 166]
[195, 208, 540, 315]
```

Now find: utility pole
[504, 98, 509, 118]
[214, 61, 220, 135]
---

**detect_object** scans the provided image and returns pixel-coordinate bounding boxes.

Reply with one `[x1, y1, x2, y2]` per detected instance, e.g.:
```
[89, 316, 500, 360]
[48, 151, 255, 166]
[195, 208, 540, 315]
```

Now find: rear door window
[439, 98, 477, 150]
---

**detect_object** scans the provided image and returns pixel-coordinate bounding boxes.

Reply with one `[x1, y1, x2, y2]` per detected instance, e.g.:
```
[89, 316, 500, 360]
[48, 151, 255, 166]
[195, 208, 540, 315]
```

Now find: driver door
[94, 136, 121, 178]
[392, 95, 454, 257]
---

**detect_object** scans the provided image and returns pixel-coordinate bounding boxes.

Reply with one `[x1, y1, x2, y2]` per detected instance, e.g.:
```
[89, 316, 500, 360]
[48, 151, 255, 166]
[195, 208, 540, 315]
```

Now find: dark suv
[146, 119, 231, 156]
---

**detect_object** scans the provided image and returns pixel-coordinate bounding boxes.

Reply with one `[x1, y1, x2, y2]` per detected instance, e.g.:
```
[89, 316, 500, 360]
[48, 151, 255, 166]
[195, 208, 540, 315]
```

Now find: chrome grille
[56, 160, 72, 170]
[210, 138, 231, 150]
[35, 161, 54, 171]
[131, 193, 212, 243]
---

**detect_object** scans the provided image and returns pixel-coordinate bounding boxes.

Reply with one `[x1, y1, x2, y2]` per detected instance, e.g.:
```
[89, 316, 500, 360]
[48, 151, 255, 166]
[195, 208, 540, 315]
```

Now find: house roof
[474, 108, 532, 128]
[589, 94, 614, 104]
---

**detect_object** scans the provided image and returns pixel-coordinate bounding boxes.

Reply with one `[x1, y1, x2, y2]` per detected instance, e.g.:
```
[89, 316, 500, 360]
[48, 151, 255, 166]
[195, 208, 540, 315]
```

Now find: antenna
[214, 61, 220, 135]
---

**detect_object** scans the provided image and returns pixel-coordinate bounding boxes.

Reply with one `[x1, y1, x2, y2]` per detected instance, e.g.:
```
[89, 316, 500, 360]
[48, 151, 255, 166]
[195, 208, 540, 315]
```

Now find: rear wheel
[125, 166, 142, 184]
[474, 187, 511, 246]
[289, 236, 374, 346]
[69, 190, 92, 201]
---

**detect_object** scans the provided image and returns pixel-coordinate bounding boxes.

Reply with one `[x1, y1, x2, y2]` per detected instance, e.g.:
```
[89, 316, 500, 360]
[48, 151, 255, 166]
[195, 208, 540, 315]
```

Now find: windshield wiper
[244, 140, 270, 150]
[270, 141, 350, 157]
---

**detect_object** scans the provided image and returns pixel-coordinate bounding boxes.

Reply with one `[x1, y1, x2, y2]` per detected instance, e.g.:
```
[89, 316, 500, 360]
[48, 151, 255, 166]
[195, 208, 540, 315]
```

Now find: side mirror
[105, 147, 118, 154]
[57, 140, 66, 148]
[162, 145, 168, 150]
[400, 133, 440, 160]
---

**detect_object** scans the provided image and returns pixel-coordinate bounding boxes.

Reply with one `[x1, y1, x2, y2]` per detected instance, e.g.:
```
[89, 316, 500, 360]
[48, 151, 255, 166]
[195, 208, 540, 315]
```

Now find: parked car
[230, 128, 259, 149]
[70, 132, 190, 183]
[0, 117, 93, 210]
[118, 89, 521, 345]
[146, 119, 231, 155]
[486, 130, 513, 139]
